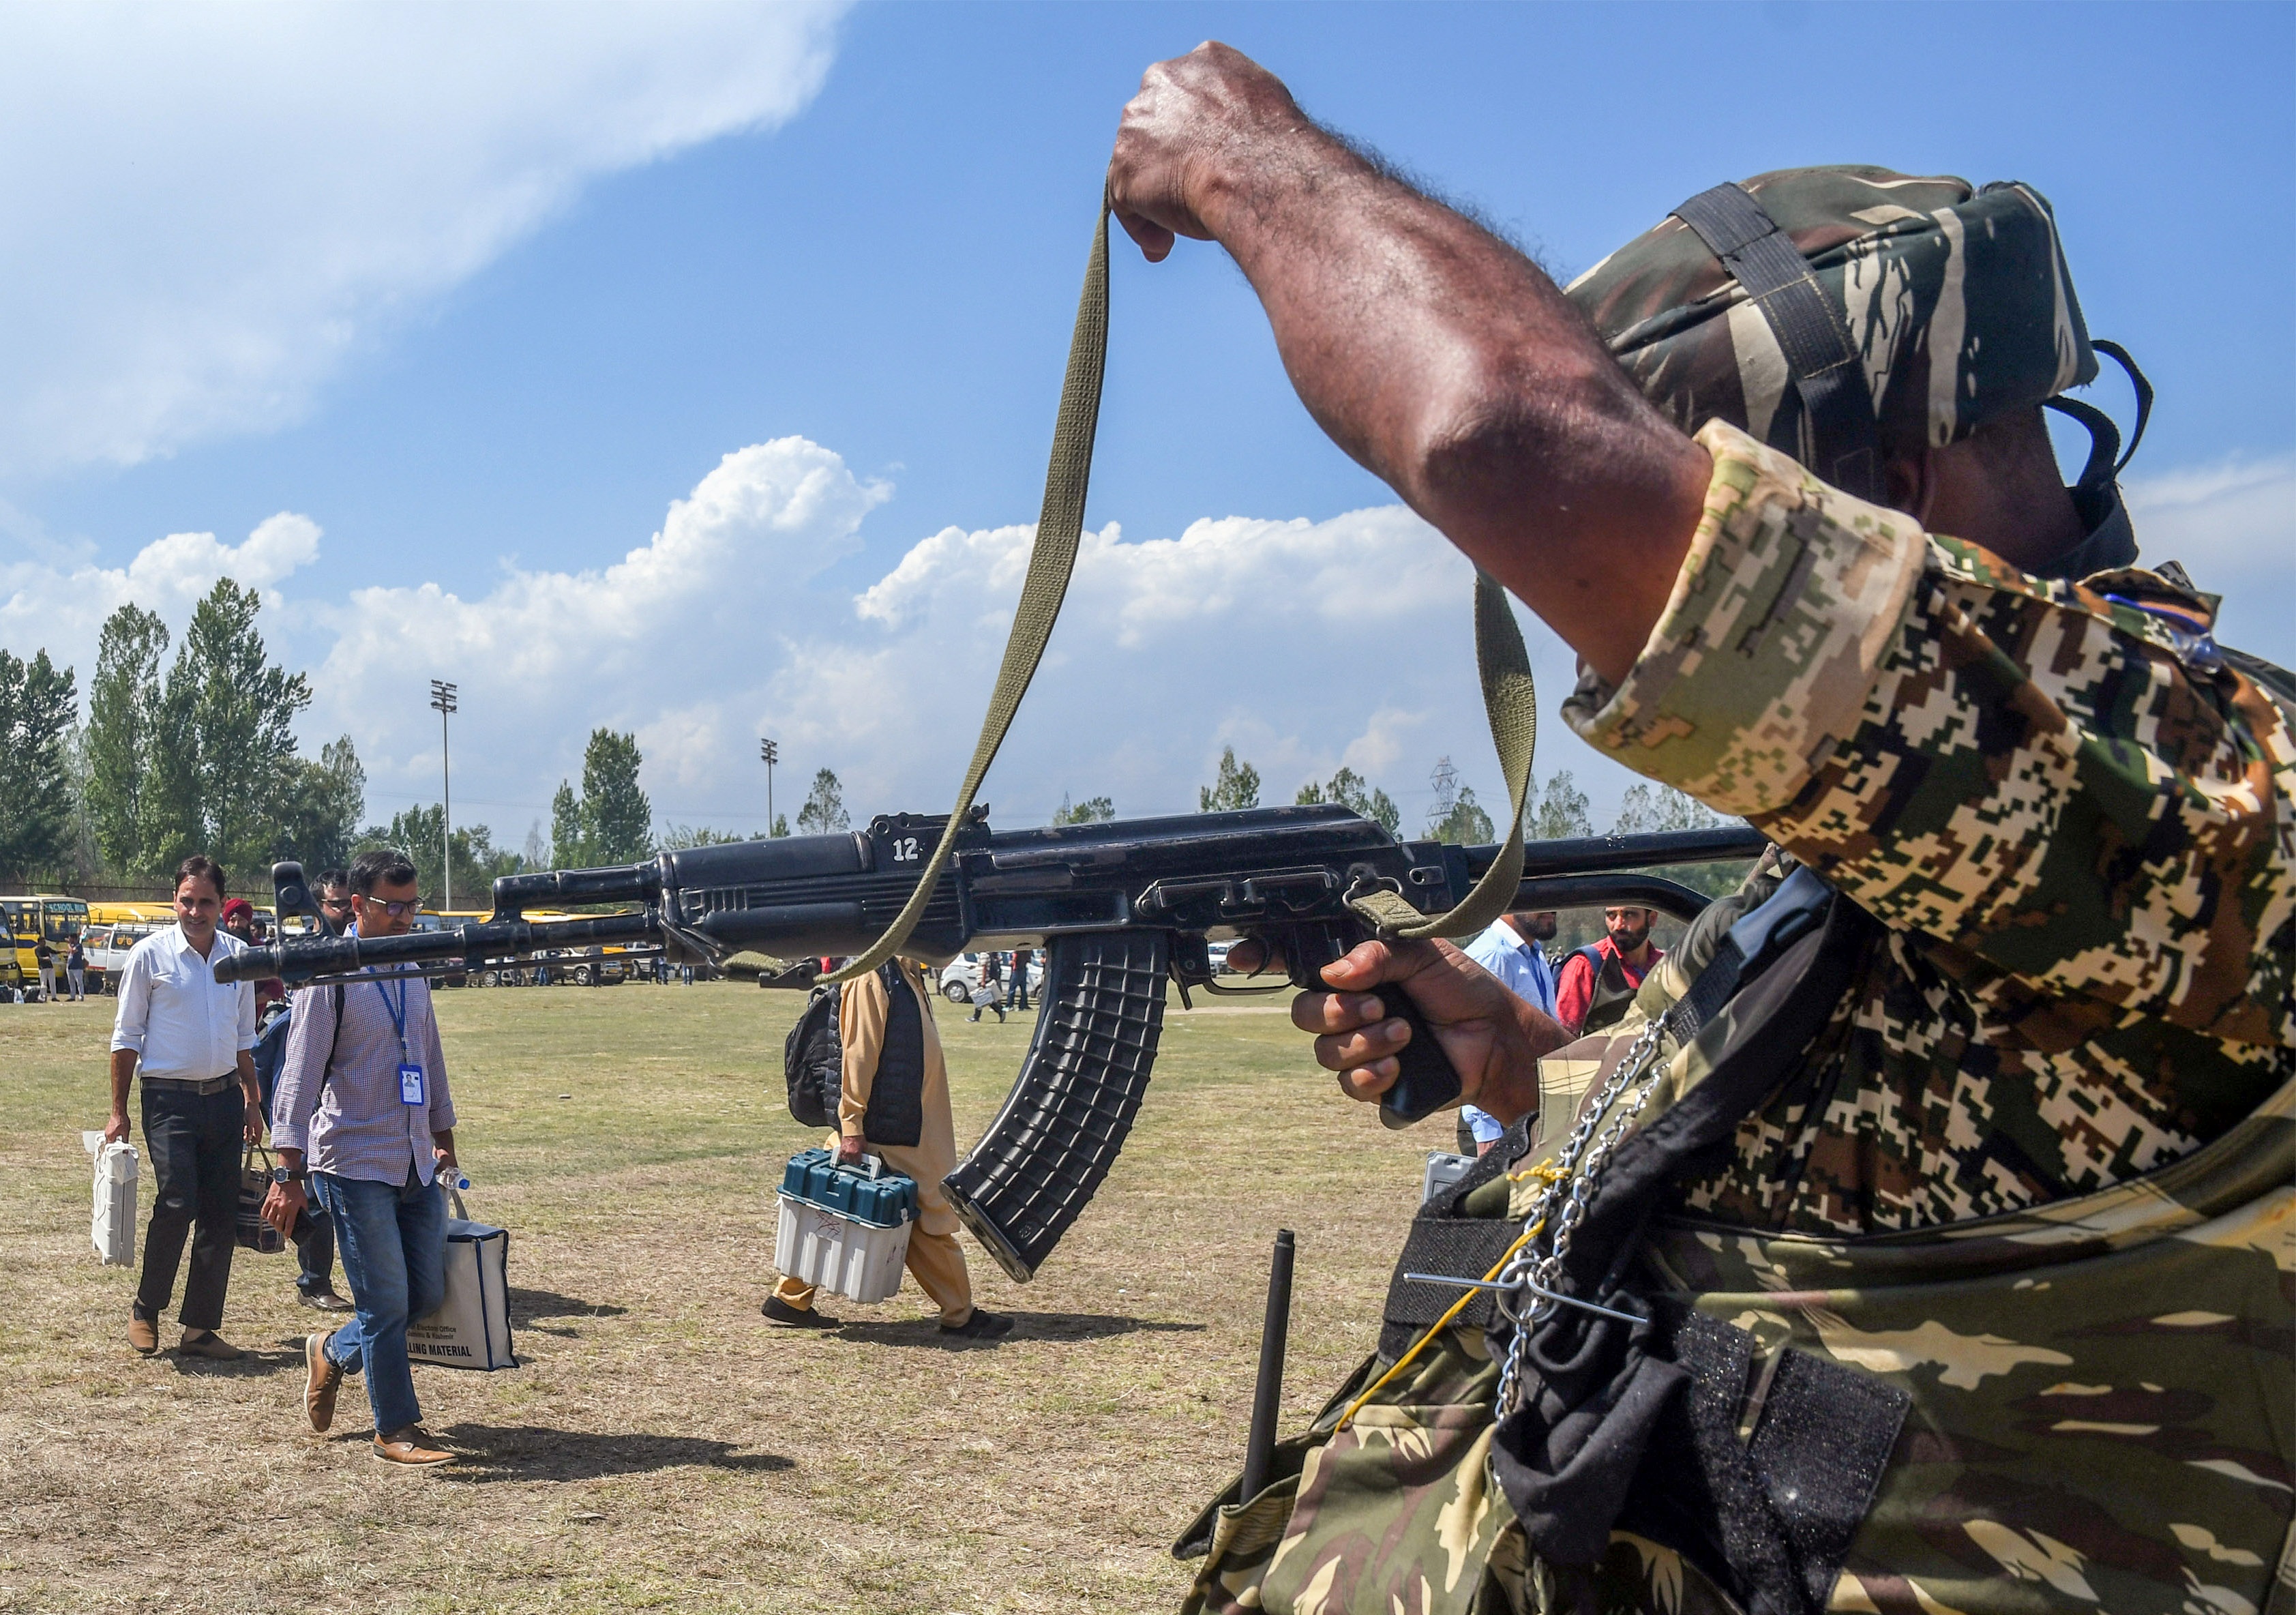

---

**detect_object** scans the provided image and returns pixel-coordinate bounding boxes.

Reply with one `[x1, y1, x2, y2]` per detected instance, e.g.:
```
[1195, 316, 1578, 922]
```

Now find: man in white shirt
[104, 855, 262, 1359]
[1457, 910, 1562, 1155]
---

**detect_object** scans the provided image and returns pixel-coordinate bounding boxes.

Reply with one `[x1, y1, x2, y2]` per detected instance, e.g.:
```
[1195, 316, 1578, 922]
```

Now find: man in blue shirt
[1456, 910, 1561, 1155]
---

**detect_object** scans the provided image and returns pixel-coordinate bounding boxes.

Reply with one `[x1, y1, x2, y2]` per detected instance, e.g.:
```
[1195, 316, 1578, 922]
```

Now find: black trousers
[135, 1084, 241, 1330]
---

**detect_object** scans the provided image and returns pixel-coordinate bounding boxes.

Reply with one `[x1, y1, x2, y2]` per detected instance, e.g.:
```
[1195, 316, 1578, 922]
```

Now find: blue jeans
[312, 1168, 447, 1435]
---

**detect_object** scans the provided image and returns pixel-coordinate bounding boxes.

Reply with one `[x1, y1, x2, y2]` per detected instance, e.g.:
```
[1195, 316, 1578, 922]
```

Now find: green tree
[85, 603, 170, 873]
[1429, 784, 1496, 845]
[771, 813, 789, 838]
[581, 728, 652, 863]
[1611, 781, 1746, 896]
[796, 768, 848, 835]
[273, 736, 366, 872]
[1296, 765, 1401, 837]
[162, 579, 310, 877]
[550, 780, 586, 867]
[0, 648, 79, 881]
[142, 649, 204, 875]
[1611, 781, 1725, 835]
[659, 824, 759, 850]
[1198, 746, 1260, 812]
[61, 724, 104, 883]
[1523, 770, 1593, 842]
[544, 728, 653, 868]
[1050, 792, 1114, 825]
[357, 806, 520, 907]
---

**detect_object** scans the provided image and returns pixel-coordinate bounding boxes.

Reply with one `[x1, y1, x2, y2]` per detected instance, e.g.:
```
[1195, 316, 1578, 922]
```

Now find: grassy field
[0, 978, 1434, 1614]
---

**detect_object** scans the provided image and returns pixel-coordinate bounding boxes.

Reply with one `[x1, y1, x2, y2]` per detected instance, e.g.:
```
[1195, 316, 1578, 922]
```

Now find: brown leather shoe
[372, 1425, 454, 1466]
[304, 1333, 344, 1432]
[128, 1316, 158, 1356]
[177, 1329, 243, 1361]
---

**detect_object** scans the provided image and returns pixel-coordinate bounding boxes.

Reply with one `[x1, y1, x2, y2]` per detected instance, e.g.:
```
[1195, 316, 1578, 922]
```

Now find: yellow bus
[3, 895, 91, 1000]
[89, 901, 175, 927]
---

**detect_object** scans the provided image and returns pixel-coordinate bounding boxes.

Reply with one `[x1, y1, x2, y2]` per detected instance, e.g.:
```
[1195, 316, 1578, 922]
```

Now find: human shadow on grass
[508, 1287, 629, 1321]
[168, 1342, 303, 1378]
[509, 1288, 629, 1337]
[434, 1424, 795, 1483]
[832, 1312, 1205, 1348]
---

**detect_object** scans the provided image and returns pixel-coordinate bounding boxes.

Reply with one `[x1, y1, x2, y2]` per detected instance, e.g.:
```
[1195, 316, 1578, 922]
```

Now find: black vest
[1566, 942, 1641, 1034]
[859, 963, 926, 1149]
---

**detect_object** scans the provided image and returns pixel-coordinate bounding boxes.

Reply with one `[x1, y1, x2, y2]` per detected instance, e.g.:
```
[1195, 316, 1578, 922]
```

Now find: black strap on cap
[2040, 340, 2154, 574]
[1672, 183, 1884, 503]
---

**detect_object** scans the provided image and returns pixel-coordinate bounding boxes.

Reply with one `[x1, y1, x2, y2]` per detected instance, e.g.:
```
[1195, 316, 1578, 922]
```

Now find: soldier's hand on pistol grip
[1228, 936, 1562, 1124]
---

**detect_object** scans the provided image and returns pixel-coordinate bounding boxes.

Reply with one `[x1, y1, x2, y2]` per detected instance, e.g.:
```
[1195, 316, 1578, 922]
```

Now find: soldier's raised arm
[1107, 42, 1711, 687]
[1114, 45, 2293, 1071]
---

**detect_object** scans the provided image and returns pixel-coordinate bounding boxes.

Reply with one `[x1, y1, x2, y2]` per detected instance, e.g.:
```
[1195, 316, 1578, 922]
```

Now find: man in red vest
[1553, 906, 1661, 1037]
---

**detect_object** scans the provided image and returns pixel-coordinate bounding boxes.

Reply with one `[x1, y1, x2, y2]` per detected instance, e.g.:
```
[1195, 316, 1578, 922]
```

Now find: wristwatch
[270, 1166, 306, 1185]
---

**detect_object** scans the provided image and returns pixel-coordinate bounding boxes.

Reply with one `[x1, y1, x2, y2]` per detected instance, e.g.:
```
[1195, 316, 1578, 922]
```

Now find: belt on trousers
[143, 1075, 237, 1095]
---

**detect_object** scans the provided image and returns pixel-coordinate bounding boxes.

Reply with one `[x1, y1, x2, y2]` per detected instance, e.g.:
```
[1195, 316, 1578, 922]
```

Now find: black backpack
[783, 982, 845, 1130]
[780, 962, 927, 1144]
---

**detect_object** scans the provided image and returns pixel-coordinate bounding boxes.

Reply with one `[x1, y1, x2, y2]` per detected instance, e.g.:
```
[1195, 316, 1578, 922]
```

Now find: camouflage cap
[1566, 166, 2096, 479]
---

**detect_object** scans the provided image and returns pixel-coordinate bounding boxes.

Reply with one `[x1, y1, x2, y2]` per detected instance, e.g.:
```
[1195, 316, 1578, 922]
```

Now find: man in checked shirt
[263, 848, 462, 1467]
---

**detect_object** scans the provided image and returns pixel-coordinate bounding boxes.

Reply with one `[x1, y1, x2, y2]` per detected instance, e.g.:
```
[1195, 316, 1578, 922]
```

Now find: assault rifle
[218, 806, 1763, 1281]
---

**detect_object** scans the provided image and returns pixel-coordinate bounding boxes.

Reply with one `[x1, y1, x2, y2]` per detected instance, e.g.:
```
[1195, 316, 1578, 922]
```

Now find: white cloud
[0, 2, 845, 473]
[312, 436, 888, 798]
[2122, 456, 2295, 667]
[0, 509, 321, 664]
[831, 505, 1512, 823]
[16, 434, 2284, 853]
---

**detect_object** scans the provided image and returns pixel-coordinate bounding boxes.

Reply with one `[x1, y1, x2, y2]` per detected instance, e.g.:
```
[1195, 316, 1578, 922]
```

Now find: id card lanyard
[374, 977, 425, 1107]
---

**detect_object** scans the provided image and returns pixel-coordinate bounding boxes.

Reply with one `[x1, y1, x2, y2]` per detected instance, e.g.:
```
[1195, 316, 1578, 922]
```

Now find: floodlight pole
[430, 680, 459, 908]
[760, 737, 779, 836]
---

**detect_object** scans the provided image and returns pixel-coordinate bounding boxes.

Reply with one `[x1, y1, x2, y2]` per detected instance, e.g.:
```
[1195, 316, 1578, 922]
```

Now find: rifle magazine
[942, 929, 1167, 1281]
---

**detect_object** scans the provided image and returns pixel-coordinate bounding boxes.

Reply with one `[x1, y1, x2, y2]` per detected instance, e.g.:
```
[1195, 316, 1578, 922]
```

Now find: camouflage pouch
[1178, 1336, 1531, 1615]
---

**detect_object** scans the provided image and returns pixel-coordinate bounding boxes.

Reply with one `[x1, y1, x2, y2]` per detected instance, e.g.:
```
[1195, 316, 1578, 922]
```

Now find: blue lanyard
[373, 976, 411, 1063]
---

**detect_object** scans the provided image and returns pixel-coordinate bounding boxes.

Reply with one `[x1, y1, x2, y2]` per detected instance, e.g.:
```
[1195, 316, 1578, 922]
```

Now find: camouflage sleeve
[1562, 421, 2296, 1049]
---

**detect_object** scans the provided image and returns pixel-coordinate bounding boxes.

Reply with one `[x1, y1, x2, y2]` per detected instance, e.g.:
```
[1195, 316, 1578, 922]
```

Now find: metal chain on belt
[1493, 1014, 1672, 1417]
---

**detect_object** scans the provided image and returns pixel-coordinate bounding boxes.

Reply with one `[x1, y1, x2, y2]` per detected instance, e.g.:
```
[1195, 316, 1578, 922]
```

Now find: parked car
[88, 921, 164, 992]
[938, 953, 987, 1003]
[1205, 940, 1234, 975]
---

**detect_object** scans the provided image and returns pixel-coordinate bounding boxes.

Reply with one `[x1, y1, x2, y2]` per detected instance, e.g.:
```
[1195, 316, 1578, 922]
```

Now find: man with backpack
[1552, 904, 1662, 1037]
[768, 955, 1011, 1340]
[264, 849, 462, 1466]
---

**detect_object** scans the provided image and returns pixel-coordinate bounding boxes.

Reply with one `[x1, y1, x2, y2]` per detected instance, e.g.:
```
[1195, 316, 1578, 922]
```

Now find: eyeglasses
[359, 898, 421, 919]
[319, 896, 353, 913]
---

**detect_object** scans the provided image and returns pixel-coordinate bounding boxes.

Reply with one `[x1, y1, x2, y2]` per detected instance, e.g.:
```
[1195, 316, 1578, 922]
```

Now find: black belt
[143, 1074, 237, 1095]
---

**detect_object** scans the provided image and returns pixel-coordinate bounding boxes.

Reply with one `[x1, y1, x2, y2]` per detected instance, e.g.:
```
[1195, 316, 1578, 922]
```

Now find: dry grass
[0, 978, 1432, 1614]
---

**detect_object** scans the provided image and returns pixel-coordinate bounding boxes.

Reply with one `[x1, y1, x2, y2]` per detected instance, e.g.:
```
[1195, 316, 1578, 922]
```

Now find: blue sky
[3, 2, 2290, 844]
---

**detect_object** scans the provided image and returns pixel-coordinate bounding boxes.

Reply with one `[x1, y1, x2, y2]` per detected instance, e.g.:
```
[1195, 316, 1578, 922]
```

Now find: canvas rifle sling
[830, 205, 1538, 983]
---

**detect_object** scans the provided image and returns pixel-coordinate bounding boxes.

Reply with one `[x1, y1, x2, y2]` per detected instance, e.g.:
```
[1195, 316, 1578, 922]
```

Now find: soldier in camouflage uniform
[1107, 43, 2294, 1615]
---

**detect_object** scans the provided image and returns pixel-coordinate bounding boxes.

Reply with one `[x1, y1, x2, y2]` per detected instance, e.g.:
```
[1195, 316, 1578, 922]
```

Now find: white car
[938, 953, 987, 1002]
[939, 951, 1031, 1003]
[87, 922, 164, 992]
